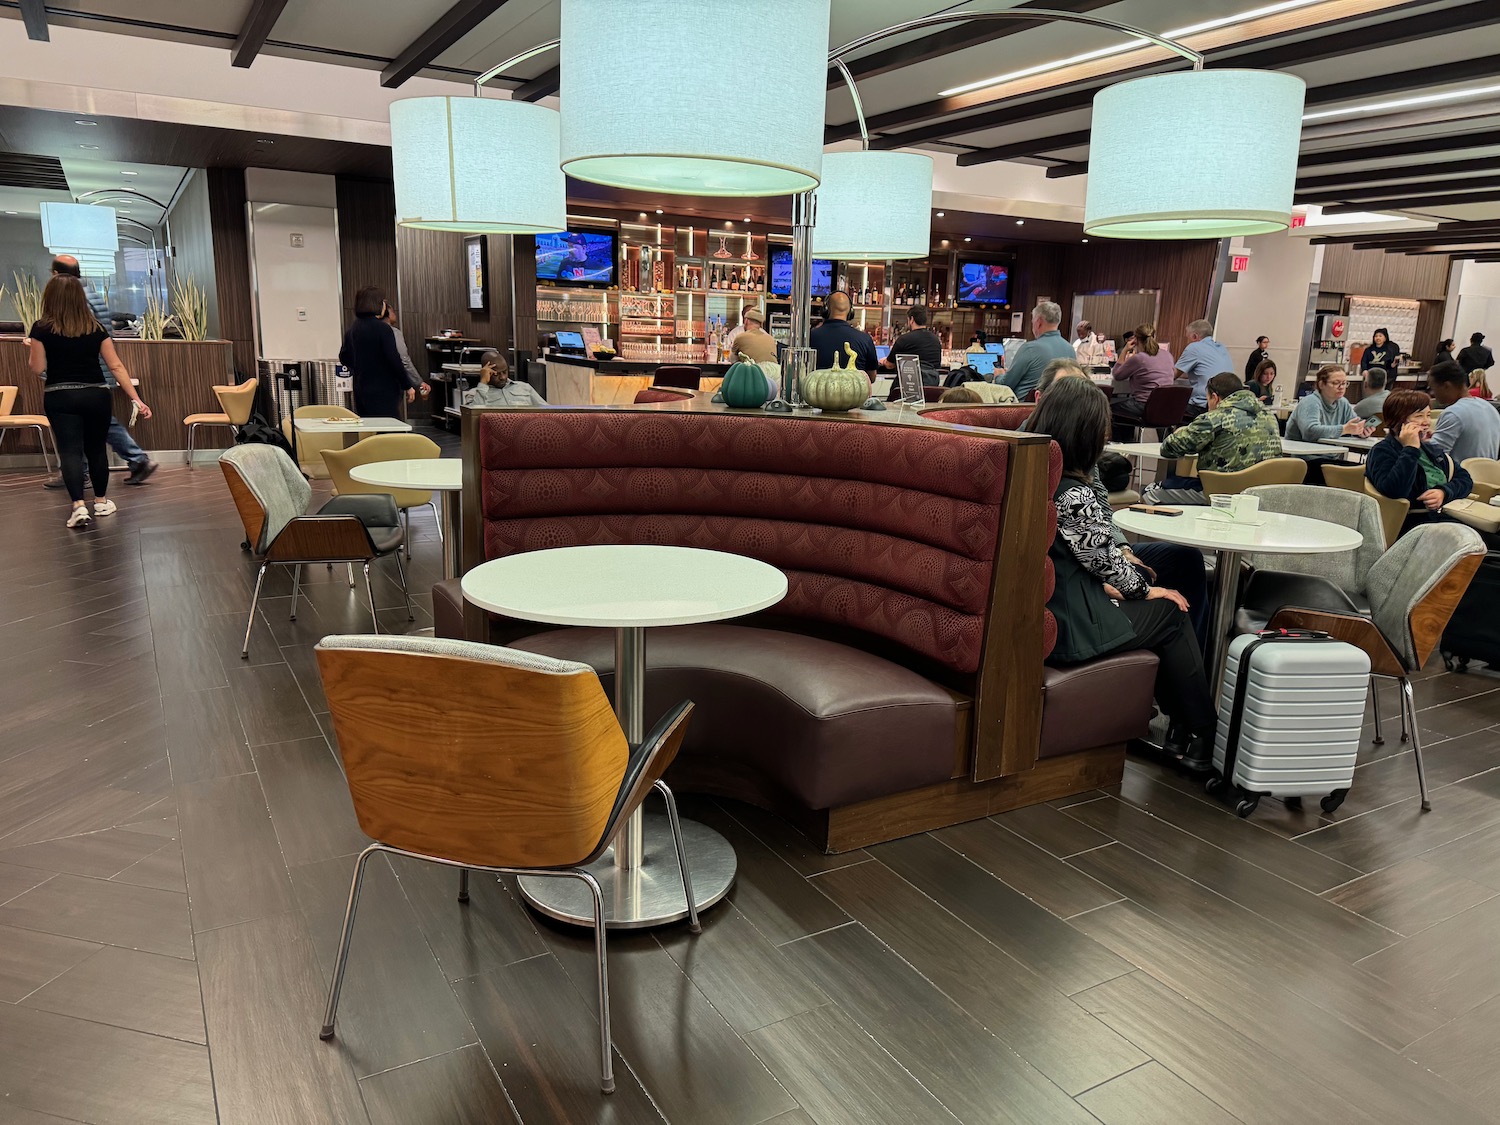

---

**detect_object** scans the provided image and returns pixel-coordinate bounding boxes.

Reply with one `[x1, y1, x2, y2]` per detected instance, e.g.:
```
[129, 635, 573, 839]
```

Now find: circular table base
[518, 815, 735, 930]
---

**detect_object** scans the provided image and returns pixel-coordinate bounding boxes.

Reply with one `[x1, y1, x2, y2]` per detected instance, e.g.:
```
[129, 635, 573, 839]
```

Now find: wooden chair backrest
[1410, 552, 1484, 669]
[214, 378, 260, 426]
[316, 644, 628, 869]
[321, 433, 441, 507]
[1200, 458, 1307, 497]
[219, 458, 266, 551]
[0, 386, 15, 418]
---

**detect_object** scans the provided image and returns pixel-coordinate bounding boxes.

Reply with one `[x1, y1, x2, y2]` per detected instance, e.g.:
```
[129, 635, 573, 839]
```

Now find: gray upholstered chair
[219, 444, 411, 658]
[1270, 523, 1486, 811]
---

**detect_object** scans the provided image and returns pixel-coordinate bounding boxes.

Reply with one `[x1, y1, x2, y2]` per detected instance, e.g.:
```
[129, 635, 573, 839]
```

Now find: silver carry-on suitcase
[1206, 630, 1369, 818]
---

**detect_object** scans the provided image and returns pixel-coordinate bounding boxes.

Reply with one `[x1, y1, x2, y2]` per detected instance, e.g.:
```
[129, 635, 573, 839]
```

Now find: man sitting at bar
[878, 302, 943, 382]
[1000, 300, 1074, 402]
[810, 291, 877, 373]
[731, 307, 779, 364]
[1142, 371, 1282, 506]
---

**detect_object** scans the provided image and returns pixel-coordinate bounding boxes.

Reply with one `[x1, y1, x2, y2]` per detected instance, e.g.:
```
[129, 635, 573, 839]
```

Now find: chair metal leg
[242, 564, 267, 658]
[655, 779, 701, 934]
[1401, 677, 1432, 812]
[319, 843, 382, 1040]
[346, 562, 355, 589]
[571, 869, 614, 1093]
[1400, 689, 1410, 743]
[401, 508, 412, 560]
[1370, 676, 1384, 746]
[187, 423, 195, 469]
[289, 564, 302, 621]
[393, 549, 414, 620]
[457, 868, 470, 904]
[30, 425, 56, 475]
[363, 563, 379, 635]
[428, 501, 443, 544]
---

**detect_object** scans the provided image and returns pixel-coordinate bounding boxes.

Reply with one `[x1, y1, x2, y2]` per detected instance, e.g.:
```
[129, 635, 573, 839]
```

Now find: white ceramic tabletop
[1114, 507, 1363, 554]
[462, 545, 787, 628]
[294, 416, 412, 433]
[1320, 435, 1379, 451]
[1107, 439, 1335, 459]
[348, 458, 461, 491]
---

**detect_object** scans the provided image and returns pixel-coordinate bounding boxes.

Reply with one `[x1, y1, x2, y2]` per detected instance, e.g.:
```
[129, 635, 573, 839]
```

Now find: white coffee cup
[1231, 494, 1261, 521]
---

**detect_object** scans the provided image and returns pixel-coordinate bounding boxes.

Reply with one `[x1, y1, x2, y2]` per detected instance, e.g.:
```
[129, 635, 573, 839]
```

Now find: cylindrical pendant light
[1084, 70, 1306, 239]
[390, 96, 567, 233]
[811, 151, 933, 260]
[559, 0, 831, 196]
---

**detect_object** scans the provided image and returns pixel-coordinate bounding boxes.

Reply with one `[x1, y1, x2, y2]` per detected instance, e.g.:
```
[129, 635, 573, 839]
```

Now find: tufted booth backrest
[473, 409, 1041, 676]
[917, 403, 1037, 432]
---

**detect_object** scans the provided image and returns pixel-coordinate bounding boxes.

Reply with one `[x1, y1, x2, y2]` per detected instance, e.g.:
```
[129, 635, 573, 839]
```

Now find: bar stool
[184, 377, 259, 468]
[0, 386, 59, 473]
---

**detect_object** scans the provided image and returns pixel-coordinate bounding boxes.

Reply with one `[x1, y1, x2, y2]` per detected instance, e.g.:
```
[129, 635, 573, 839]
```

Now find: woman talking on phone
[1366, 389, 1474, 536]
[339, 286, 410, 419]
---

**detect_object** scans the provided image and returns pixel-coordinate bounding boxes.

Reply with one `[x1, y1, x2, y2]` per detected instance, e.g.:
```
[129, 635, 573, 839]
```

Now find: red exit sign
[1289, 212, 1307, 229]
[1231, 254, 1251, 273]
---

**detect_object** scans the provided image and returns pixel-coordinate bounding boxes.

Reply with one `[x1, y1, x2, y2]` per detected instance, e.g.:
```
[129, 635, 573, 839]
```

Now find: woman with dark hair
[1243, 335, 1270, 380]
[1033, 377, 1217, 769]
[1361, 327, 1400, 375]
[339, 286, 410, 418]
[1366, 389, 1474, 534]
[1246, 357, 1277, 405]
[1436, 338, 1458, 367]
[1108, 322, 1176, 436]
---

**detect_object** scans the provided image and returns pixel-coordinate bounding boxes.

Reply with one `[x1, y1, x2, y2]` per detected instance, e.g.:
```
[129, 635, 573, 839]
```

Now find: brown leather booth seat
[442, 405, 1149, 851]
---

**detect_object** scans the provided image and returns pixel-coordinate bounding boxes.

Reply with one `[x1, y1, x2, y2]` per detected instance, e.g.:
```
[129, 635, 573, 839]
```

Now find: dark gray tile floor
[5, 447, 1500, 1124]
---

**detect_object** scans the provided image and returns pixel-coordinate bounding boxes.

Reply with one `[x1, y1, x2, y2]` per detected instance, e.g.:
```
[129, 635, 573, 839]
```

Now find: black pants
[44, 386, 111, 502]
[1132, 542, 1209, 651]
[1109, 597, 1217, 735]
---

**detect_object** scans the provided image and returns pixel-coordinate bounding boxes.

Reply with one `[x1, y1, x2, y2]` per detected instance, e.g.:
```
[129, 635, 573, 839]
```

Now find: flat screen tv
[957, 260, 1010, 306]
[769, 247, 834, 297]
[536, 229, 617, 287]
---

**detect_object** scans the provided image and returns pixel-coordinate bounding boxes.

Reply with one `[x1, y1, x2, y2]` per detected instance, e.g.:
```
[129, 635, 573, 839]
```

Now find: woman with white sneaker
[27, 276, 151, 528]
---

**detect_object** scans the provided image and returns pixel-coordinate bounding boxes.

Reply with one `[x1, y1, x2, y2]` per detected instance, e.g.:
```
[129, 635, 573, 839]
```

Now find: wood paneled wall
[1319, 243, 1450, 301]
[334, 177, 398, 329]
[207, 168, 255, 380]
[393, 227, 516, 360]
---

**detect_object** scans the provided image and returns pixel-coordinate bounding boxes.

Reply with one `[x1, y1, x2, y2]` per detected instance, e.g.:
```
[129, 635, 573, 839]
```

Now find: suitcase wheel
[241, 539, 251, 552]
[1283, 795, 1303, 811]
[1320, 789, 1349, 814]
[1204, 773, 1225, 797]
[1234, 795, 1260, 818]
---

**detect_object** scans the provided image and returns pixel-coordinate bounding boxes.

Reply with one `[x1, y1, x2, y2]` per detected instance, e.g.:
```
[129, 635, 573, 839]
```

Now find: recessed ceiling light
[1302, 82, 1500, 123]
[725, 221, 733, 228]
[1081, 238, 1089, 243]
[1015, 219, 1025, 226]
[742, 216, 751, 222]
[74, 119, 96, 126]
[120, 170, 139, 177]
[638, 211, 647, 220]
[940, 239, 950, 247]
[256, 138, 275, 145]
[935, 211, 945, 218]
[654, 208, 663, 215]
[964, 236, 972, 242]
[77, 144, 99, 150]
[4, 211, 16, 215]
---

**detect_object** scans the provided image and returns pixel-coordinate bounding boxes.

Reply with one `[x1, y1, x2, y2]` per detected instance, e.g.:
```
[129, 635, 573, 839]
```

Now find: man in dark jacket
[1458, 332, 1494, 374]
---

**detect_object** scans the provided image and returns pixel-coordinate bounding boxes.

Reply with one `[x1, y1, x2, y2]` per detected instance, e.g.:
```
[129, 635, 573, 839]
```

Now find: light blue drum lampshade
[390, 96, 567, 233]
[811, 151, 934, 260]
[559, 0, 831, 196]
[1084, 70, 1306, 239]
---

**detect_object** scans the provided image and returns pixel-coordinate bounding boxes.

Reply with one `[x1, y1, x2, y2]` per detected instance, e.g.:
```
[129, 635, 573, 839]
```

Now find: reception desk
[0, 337, 235, 456]
[540, 354, 729, 405]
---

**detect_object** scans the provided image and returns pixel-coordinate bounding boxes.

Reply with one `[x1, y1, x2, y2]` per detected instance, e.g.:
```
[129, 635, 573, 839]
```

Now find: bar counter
[0, 337, 234, 456]
[539, 354, 730, 405]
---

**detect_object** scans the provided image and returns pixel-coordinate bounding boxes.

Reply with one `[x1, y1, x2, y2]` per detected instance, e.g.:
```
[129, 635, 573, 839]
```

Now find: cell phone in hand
[1129, 504, 1184, 517]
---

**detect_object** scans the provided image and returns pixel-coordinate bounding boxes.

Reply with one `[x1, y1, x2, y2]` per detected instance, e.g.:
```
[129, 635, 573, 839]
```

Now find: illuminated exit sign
[1289, 213, 1307, 230]
[1231, 254, 1250, 273]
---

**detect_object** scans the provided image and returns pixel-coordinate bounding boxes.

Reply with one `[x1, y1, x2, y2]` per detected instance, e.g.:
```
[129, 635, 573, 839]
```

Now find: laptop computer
[967, 352, 999, 378]
[875, 344, 891, 363]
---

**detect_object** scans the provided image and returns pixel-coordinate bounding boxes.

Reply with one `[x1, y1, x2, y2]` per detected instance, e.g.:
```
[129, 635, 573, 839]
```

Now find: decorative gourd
[800, 343, 870, 412]
[721, 354, 774, 408]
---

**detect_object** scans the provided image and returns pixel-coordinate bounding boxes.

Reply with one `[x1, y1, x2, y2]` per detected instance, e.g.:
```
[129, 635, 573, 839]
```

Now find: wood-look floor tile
[747, 1005, 960, 1125]
[656, 902, 830, 1034]
[1416, 819, 1500, 890]
[0, 1003, 215, 1125]
[0, 921, 99, 1003]
[781, 922, 1097, 1125]
[1324, 858, 1499, 936]
[253, 736, 367, 867]
[223, 661, 323, 747]
[164, 685, 253, 784]
[359, 1044, 519, 1125]
[1405, 991, 1500, 1107]
[872, 833, 1133, 996]
[1357, 896, 1500, 1020]
[1335, 728, 1500, 821]
[0, 827, 173, 880]
[1075, 1061, 1240, 1125]
[812, 858, 1147, 1095]
[386, 859, 546, 981]
[932, 816, 1122, 919]
[1064, 797, 1397, 961]
[177, 772, 294, 933]
[0, 860, 52, 906]
[455, 956, 666, 1125]
[22, 944, 205, 1044]
[292, 853, 477, 1079]
[0, 1105, 90, 1123]
[0, 873, 191, 959]
[281, 640, 329, 714]
[721, 801, 871, 875]
[756, 1112, 816, 1125]
[196, 911, 371, 1125]
[111, 841, 187, 894]
[989, 801, 1112, 858]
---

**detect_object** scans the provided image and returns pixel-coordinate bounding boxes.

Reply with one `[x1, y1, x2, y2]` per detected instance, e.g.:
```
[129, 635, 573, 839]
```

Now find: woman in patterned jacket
[1034, 378, 1218, 771]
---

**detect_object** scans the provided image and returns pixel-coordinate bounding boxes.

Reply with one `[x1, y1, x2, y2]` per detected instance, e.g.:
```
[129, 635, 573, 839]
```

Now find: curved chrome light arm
[474, 38, 562, 97]
[828, 6, 1203, 151]
[75, 187, 171, 210]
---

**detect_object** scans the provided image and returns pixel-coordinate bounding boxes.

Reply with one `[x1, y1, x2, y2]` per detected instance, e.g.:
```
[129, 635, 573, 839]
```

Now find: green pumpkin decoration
[721, 353, 774, 408]
[800, 343, 871, 412]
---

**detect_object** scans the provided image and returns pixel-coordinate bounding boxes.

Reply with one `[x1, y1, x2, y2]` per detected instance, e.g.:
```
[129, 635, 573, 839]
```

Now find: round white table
[1113, 507, 1363, 698]
[461, 544, 788, 929]
[350, 459, 462, 579]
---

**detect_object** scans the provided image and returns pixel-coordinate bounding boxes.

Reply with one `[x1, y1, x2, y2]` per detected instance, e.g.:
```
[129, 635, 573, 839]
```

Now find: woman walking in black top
[28, 276, 152, 528]
[339, 286, 410, 419]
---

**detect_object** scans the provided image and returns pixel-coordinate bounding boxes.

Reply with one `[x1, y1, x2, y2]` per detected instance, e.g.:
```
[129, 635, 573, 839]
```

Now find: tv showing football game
[535, 229, 617, 287]
[769, 247, 834, 297]
[957, 260, 1010, 306]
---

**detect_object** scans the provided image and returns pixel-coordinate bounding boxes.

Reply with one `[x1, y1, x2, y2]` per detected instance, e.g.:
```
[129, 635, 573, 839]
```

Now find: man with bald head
[43, 255, 157, 488]
[810, 290, 878, 374]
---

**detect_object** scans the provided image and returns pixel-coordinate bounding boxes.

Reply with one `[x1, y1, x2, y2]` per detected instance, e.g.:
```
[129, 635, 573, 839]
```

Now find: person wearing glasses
[1285, 364, 1370, 443]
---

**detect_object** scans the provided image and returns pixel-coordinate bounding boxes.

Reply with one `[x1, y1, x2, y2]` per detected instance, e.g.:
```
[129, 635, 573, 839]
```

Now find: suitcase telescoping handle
[1220, 629, 1334, 789]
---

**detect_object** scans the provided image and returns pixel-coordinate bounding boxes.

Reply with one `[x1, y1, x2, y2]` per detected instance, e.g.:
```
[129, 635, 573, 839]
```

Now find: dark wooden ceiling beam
[870, 88, 1096, 151]
[1297, 156, 1500, 191]
[1300, 127, 1500, 169]
[1297, 175, 1500, 204]
[1045, 160, 1089, 179]
[19, 0, 48, 41]
[231, 0, 291, 68]
[956, 129, 1091, 167]
[381, 0, 512, 88]
[1376, 243, 1500, 253]
[1325, 188, 1500, 214]
[1312, 221, 1500, 245]
[513, 65, 559, 102]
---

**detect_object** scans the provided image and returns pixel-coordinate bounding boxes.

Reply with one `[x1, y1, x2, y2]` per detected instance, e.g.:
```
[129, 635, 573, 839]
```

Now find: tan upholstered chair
[320, 433, 442, 558]
[313, 634, 699, 1094]
[284, 404, 358, 479]
[1200, 457, 1307, 497]
[1324, 463, 1407, 549]
[0, 386, 60, 473]
[185, 377, 258, 467]
[1463, 458, 1500, 504]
